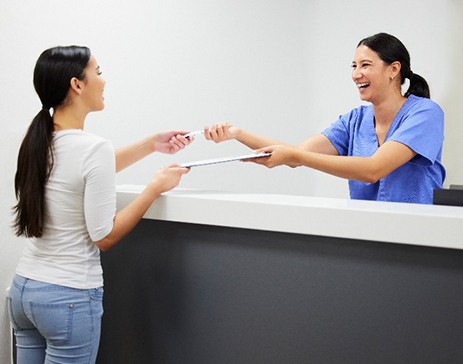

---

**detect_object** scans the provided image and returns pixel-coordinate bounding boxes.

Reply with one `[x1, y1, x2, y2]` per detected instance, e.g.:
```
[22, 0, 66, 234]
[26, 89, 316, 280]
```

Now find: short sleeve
[322, 106, 369, 156]
[321, 113, 351, 156]
[388, 97, 444, 165]
[82, 139, 116, 242]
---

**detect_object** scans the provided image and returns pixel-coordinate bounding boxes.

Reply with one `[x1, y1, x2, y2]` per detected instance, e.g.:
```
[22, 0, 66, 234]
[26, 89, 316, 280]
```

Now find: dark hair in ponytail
[357, 32, 430, 99]
[13, 46, 91, 238]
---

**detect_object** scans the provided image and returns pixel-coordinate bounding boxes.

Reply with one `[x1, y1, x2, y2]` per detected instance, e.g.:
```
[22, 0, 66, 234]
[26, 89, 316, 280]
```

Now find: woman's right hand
[149, 164, 190, 194]
[204, 123, 240, 143]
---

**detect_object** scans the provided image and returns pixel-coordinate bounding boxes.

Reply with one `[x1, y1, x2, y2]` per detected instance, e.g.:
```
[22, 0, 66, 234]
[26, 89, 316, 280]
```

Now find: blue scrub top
[322, 95, 445, 204]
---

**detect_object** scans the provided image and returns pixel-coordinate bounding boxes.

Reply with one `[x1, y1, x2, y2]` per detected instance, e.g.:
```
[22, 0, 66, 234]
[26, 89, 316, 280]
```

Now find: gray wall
[1, 1, 462, 362]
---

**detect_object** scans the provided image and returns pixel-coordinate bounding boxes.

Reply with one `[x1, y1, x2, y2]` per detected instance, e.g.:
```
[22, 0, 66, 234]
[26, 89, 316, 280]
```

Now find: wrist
[144, 181, 163, 199]
[233, 127, 244, 141]
[148, 134, 158, 153]
[291, 148, 303, 167]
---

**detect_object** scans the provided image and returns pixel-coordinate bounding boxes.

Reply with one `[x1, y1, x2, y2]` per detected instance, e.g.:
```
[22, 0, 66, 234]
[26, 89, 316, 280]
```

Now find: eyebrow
[352, 59, 373, 64]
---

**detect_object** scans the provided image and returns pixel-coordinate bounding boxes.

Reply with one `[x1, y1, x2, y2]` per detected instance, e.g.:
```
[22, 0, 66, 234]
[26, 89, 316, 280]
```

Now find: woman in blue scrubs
[204, 33, 445, 204]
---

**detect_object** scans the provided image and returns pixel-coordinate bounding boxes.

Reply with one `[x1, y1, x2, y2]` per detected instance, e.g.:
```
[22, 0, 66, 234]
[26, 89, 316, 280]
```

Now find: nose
[352, 68, 361, 81]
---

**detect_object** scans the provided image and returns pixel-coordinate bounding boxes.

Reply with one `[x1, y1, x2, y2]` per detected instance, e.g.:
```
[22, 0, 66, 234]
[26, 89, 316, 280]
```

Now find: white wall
[1, 1, 461, 361]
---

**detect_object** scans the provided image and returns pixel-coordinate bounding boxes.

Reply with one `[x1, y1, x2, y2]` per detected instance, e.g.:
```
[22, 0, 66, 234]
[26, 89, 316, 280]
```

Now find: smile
[356, 82, 370, 89]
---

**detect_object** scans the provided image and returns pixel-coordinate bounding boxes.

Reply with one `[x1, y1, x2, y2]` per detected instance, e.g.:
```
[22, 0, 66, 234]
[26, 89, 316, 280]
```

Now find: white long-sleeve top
[16, 130, 116, 289]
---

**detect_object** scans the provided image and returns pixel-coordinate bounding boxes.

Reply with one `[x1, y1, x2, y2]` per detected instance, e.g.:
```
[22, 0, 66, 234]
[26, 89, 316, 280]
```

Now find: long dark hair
[357, 32, 430, 98]
[13, 46, 91, 238]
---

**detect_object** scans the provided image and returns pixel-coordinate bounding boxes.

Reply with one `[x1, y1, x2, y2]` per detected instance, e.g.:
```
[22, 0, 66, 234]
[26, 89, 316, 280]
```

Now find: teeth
[357, 83, 370, 88]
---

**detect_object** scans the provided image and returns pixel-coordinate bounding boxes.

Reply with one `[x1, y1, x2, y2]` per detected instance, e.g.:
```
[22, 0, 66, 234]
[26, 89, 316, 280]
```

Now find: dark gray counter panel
[98, 219, 463, 364]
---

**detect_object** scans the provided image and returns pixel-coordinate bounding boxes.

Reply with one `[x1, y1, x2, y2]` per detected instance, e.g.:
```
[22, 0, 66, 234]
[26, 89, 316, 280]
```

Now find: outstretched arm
[204, 123, 291, 150]
[252, 140, 416, 183]
[95, 165, 189, 251]
[204, 123, 339, 156]
[297, 134, 340, 155]
[115, 131, 191, 172]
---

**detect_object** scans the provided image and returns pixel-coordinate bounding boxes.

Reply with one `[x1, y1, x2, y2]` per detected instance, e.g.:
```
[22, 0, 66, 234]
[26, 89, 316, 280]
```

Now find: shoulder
[335, 104, 373, 128]
[406, 95, 443, 115]
[54, 130, 113, 150]
[324, 104, 372, 135]
[341, 104, 372, 119]
[53, 130, 114, 168]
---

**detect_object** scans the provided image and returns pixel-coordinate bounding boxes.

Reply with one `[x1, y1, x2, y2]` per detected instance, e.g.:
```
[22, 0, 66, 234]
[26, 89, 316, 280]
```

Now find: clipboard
[179, 152, 271, 168]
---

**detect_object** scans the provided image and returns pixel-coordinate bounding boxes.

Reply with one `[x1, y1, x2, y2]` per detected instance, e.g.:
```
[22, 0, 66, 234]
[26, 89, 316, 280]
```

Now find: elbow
[351, 157, 393, 184]
[359, 168, 385, 184]
[96, 240, 111, 252]
[361, 174, 380, 184]
[94, 222, 119, 252]
[95, 236, 115, 252]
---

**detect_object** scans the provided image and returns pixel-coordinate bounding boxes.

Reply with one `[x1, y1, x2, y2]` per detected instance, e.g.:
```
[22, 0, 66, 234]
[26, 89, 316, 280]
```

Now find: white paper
[179, 152, 271, 168]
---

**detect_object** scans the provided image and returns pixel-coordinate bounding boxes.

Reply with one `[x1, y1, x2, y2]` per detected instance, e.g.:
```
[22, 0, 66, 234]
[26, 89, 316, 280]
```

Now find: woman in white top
[9, 46, 190, 364]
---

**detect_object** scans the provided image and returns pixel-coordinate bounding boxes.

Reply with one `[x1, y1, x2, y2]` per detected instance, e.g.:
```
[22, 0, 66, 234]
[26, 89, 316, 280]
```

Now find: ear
[390, 61, 401, 80]
[69, 77, 83, 95]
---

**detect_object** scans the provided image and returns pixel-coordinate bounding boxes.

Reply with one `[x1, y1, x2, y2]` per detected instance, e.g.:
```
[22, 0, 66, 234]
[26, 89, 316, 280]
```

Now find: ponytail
[404, 72, 430, 99]
[13, 109, 54, 237]
[12, 45, 90, 238]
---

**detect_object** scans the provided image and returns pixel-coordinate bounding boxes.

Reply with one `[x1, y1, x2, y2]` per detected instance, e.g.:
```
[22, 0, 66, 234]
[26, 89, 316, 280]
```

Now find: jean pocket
[30, 302, 74, 344]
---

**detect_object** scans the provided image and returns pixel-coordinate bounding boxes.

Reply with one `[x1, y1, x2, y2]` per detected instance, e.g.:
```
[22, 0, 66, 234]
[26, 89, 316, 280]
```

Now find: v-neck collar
[369, 95, 414, 147]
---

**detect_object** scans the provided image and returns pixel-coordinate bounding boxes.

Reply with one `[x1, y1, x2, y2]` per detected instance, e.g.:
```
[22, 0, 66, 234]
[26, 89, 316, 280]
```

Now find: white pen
[184, 130, 204, 139]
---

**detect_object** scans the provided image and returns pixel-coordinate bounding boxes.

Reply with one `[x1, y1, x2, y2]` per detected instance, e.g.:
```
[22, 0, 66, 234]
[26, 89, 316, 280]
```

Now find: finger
[173, 136, 188, 148]
[176, 135, 192, 146]
[216, 125, 224, 138]
[255, 146, 274, 154]
[209, 124, 222, 140]
[203, 126, 212, 140]
[164, 164, 189, 171]
[210, 123, 220, 135]
[168, 140, 182, 151]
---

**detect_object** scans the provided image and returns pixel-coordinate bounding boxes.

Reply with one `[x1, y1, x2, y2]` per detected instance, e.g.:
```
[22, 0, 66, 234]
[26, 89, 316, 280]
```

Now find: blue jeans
[8, 275, 103, 364]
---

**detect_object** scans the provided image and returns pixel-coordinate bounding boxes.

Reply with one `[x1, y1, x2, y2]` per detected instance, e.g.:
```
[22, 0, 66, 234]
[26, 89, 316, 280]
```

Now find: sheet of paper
[179, 152, 271, 168]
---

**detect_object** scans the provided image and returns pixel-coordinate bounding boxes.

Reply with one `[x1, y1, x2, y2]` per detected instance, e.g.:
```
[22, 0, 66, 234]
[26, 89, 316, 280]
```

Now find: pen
[184, 130, 204, 139]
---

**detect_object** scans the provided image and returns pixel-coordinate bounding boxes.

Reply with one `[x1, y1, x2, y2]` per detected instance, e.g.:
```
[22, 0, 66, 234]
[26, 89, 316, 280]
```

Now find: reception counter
[115, 185, 463, 250]
[97, 186, 463, 364]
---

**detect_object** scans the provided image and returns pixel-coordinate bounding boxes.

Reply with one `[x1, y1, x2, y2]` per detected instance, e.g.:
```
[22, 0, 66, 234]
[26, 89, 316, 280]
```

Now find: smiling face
[80, 55, 106, 112]
[352, 45, 395, 105]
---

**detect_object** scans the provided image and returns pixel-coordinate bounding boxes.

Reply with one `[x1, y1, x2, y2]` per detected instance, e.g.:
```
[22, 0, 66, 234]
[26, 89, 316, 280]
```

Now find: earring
[390, 76, 394, 80]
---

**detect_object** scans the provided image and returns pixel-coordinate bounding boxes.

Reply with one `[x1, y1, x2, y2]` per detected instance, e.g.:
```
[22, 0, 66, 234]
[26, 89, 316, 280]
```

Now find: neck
[373, 93, 407, 126]
[53, 105, 87, 131]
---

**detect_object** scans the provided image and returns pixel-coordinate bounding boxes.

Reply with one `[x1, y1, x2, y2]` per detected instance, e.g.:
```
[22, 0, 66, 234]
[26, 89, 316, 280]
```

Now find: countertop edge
[117, 185, 463, 250]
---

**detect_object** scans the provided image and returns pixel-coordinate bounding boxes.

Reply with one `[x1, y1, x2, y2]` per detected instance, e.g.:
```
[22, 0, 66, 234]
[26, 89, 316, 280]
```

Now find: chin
[358, 94, 371, 103]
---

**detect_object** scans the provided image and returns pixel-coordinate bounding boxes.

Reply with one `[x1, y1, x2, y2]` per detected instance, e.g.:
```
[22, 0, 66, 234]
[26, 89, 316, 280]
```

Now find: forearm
[293, 149, 381, 183]
[235, 129, 290, 150]
[115, 135, 156, 172]
[288, 140, 415, 183]
[95, 184, 162, 251]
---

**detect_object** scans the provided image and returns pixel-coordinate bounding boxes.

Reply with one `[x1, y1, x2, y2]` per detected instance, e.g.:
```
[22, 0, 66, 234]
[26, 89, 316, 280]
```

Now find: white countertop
[117, 185, 463, 250]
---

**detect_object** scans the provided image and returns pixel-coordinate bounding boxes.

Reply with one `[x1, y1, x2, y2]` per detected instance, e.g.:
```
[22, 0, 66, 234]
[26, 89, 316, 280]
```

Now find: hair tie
[408, 70, 414, 79]
[42, 105, 50, 112]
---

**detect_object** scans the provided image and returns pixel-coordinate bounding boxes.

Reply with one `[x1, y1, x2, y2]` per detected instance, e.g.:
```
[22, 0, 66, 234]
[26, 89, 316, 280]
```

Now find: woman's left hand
[154, 131, 193, 154]
[247, 145, 301, 168]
